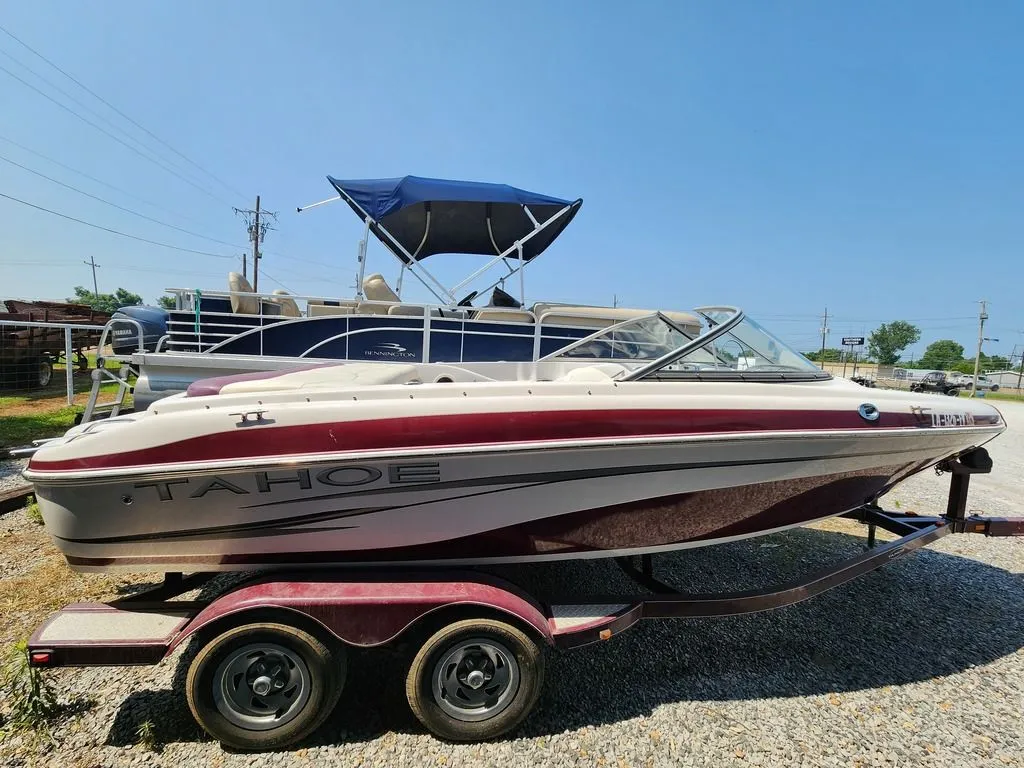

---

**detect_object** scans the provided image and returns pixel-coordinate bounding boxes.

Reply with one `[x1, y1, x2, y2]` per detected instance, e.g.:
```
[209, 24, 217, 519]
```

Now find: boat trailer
[26, 448, 1023, 749]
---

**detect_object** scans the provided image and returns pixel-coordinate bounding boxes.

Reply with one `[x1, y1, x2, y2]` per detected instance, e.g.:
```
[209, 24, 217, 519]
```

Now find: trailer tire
[946, 388, 960, 397]
[406, 618, 543, 742]
[186, 622, 345, 751]
[36, 356, 53, 388]
[12, 355, 52, 389]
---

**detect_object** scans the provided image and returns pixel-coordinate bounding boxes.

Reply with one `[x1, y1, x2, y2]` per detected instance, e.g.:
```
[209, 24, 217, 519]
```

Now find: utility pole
[241, 253, 247, 279]
[819, 307, 829, 370]
[971, 300, 988, 397]
[1017, 344, 1024, 390]
[83, 256, 100, 295]
[252, 195, 261, 292]
[234, 196, 277, 294]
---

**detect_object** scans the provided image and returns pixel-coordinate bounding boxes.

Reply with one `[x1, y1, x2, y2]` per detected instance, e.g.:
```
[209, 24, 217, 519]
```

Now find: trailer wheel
[406, 619, 543, 742]
[14, 355, 53, 389]
[946, 388, 960, 397]
[186, 622, 345, 751]
[36, 356, 53, 388]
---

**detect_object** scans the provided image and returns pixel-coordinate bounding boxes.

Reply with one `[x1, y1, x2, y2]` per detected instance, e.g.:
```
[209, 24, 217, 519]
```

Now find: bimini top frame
[298, 175, 582, 305]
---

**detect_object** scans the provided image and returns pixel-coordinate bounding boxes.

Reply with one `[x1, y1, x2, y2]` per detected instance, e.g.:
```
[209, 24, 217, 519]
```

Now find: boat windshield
[543, 307, 827, 380]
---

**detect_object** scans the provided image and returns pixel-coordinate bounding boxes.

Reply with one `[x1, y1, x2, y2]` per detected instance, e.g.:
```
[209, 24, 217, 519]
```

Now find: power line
[0, 132, 208, 225]
[0, 189, 236, 258]
[0, 45, 207, 189]
[0, 59, 235, 207]
[0, 260, 77, 266]
[259, 270, 296, 294]
[0, 151, 247, 249]
[262, 249, 348, 270]
[0, 23, 248, 203]
[0, 133, 331, 271]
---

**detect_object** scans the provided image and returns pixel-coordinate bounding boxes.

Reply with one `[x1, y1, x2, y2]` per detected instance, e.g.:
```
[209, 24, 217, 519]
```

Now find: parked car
[909, 371, 961, 396]
[949, 373, 1000, 392]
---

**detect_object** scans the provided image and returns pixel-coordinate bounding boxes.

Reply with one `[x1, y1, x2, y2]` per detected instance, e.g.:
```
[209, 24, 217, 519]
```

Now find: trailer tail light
[30, 650, 52, 665]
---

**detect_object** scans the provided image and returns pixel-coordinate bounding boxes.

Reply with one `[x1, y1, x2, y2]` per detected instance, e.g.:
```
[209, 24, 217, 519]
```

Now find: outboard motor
[110, 305, 169, 354]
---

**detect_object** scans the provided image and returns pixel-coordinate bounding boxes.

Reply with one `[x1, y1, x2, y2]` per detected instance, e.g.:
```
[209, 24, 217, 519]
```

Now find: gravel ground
[1, 403, 1022, 767]
[0, 457, 28, 493]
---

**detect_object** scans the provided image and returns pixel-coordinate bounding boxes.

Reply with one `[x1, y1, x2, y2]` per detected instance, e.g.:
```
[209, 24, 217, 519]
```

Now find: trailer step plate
[550, 604, 631, 632]
[29, 602, 196, 666]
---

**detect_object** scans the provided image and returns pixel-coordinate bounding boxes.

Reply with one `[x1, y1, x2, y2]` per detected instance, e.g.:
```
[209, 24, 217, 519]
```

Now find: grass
[1, 347, 130, 449]
[24, 496, 42, 526]
[136, 719, 161, 752]
[0, 640, 60, 742]
[958, 390, 1024, 403]
[0, 404, 82, 450]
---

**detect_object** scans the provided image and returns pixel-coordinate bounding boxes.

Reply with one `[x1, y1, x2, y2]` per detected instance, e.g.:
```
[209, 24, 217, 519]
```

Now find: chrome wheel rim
[432, 637, 519, 722]
[213, 642, 312, 731]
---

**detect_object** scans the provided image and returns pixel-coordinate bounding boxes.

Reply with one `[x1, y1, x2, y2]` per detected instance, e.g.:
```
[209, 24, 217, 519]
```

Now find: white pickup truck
[948, 373, 1000, 392]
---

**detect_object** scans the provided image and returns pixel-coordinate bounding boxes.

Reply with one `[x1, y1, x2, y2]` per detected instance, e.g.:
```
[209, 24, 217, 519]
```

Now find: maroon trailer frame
[25, 448, 1024, 745]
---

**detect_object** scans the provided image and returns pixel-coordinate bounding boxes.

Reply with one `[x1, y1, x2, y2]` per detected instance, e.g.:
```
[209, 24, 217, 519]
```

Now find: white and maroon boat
[23, 307, 1006, 573]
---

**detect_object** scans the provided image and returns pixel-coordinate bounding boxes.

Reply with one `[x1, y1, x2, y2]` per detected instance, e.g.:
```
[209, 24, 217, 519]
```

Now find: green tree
[868, 321, 921, 365]
[803, 348, 844, 362]
[951, 353, 1012, 374]
[69, 286, 143, 314]
[918, 339, 964, 370]
[985, 355, 1010, 370]
[156, 296, 177, 309]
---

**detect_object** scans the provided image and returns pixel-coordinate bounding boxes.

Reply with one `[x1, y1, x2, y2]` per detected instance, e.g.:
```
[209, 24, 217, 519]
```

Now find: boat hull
[30, 426, 996, 572]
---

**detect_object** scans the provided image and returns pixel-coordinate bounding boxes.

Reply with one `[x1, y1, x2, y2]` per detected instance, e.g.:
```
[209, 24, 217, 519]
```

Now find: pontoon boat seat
[388, 304, 427, 316]
[227, 272, 259, 315]
[307, 299, 359, 317]
[472, 308, 535, 323]
[308, 304, 356, 317]
[271, 289, 301, 318]
[362, 273, 400, 303]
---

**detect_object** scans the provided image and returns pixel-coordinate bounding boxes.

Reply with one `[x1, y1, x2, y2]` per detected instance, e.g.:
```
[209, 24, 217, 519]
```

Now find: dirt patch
[0, 507, 149, 648]
[0, 395, 81, 417]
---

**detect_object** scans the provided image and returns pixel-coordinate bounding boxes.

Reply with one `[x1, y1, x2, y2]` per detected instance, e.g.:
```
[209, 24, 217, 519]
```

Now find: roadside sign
[842, 337, 865, 346]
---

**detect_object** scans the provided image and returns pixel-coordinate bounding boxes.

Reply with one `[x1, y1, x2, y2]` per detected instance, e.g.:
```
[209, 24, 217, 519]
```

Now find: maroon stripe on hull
[31, 408, 992, 472]
[64, 464, 908, 570]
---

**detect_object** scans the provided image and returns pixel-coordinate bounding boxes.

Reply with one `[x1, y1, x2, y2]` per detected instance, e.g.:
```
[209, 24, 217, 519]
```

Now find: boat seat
[362, 273, 400, 303]
[472, 308, 536, 323]
[308, 304, 356, 317]
[388, 304, 426, 316]
[356, 301, 392, 315]
[214, 363, 424, 395]
[227, 272, 259, 315]
[271, 289, 301, 318]
[559, 363, 628, 381]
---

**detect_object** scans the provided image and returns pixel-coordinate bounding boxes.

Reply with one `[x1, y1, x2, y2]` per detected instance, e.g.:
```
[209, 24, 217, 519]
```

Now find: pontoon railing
[156, 287, 694, 365]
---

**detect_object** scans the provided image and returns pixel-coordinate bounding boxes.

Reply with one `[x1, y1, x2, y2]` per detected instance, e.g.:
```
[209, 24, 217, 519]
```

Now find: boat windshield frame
[542, 306, 831, 382]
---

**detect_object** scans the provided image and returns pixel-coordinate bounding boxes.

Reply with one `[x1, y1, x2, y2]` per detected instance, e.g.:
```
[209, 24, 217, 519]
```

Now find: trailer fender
[165, 573, 554, 657]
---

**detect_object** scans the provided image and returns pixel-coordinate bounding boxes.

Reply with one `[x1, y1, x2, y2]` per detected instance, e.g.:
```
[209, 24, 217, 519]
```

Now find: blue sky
[0, 1, 1021, 361]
